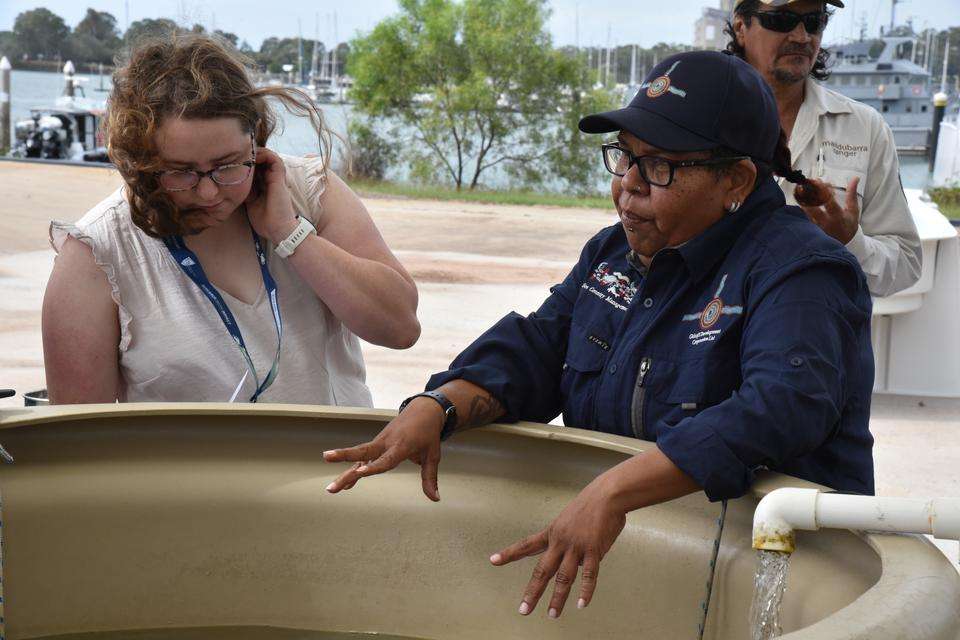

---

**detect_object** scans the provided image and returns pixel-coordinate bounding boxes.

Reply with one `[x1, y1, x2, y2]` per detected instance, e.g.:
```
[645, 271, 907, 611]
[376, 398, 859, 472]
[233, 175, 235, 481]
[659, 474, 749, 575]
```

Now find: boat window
[894, 76, 901, 84]
[906, 105, 912, 113]
[882, 104, 890, 113]
[922, 105, 928, 113]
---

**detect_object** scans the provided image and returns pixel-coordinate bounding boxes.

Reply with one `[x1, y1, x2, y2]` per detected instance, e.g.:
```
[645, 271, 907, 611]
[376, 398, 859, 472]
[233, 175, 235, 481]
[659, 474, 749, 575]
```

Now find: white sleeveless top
[49, 155, 373, 406]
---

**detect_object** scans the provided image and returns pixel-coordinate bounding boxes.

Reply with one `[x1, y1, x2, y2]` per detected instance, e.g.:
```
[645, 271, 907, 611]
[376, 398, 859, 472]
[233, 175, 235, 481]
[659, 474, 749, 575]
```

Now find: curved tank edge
[1, 403, 957, 639]
[781, 531, 960, 640]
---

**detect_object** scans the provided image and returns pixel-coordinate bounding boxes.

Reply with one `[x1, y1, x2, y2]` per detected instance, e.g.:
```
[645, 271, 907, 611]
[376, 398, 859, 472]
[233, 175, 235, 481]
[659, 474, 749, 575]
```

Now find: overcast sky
[1, 0, 958, 49]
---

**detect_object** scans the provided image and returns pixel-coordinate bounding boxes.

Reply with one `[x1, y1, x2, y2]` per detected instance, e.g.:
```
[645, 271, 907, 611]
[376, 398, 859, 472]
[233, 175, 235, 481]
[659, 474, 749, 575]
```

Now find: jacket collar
[674, 179, 786, 283]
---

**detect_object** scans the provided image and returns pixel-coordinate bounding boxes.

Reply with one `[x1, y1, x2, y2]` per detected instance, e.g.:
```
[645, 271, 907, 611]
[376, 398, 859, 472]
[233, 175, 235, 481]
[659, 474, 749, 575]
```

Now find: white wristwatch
[274, 215, 317, 258]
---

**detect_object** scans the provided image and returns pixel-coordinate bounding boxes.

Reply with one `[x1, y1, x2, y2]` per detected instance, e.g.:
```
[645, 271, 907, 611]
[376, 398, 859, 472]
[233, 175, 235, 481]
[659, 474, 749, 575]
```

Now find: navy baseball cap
[579, 50, 781, 163]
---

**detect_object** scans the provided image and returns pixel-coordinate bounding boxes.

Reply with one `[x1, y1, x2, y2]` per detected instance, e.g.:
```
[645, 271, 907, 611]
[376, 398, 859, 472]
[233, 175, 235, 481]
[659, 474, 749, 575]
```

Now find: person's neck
[771, 77, 807, 140]
[186, 206, 247, 249]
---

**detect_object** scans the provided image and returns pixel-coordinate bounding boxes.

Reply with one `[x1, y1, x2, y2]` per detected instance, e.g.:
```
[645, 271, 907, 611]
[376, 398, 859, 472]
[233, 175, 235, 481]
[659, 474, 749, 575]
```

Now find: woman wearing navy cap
[324, 51, 875, 617]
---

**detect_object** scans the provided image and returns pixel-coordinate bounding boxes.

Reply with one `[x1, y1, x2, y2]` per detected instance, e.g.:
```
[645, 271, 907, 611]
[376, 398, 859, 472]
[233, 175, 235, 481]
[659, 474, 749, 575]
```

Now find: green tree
[13, 8, 70, 59]
[123, 18, 178, 48]
[0, 30, 23, 61]
[258, 37, 313, 74]
[214, 30, 239, 47]
[76, 9, 120, 43]
[69, 9, 121, 64]
[349, 0, 616, 192]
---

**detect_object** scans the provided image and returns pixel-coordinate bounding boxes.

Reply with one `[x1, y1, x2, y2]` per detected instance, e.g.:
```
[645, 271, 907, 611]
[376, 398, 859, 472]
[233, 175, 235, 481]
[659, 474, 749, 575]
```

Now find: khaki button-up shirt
[778, 79, 922, 298]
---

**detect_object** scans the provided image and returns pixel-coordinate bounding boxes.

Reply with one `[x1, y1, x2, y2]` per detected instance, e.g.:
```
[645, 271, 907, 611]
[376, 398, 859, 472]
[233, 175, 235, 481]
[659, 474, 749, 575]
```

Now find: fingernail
[357, 466, 368, 474]
[577, 598, 586, 609]
[518, 602, 530, 615]
[322, 450, 333, 458]
[548, 608, 558, 619]
[325, 483, 336, 492]
[490, 553, 502, 564]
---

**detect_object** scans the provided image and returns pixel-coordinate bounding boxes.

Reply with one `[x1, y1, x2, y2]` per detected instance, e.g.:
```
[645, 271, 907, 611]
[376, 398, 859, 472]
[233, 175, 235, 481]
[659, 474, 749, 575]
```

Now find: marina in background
[0, 65, 941, 192]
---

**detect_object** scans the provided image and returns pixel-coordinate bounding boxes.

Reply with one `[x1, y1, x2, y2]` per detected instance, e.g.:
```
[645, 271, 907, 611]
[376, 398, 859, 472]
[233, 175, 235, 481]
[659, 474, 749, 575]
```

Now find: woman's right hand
[323, 397, 446, 501]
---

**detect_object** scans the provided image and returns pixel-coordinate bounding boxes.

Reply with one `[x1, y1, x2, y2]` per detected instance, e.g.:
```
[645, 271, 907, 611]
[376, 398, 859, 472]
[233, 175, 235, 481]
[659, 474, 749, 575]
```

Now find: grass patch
[350, 178, 611, 209]
[929, 187, 960, 220]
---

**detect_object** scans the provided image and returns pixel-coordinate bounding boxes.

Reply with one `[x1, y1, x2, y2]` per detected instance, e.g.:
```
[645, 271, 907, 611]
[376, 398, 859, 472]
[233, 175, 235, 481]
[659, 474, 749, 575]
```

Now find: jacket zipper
[630, 357, 652, 440]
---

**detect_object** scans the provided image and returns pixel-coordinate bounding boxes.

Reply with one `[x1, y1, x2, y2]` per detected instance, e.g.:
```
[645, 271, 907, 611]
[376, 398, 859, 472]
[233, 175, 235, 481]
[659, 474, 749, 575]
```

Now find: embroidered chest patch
[682, 274, 743, 345]
[581, 262, 638, 311]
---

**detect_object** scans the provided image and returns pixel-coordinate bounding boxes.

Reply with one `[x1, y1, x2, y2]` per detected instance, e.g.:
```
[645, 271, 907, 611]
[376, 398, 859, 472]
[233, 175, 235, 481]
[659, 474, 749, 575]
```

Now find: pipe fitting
[752, 488, 960, 554]
[752, 488, 819, 553]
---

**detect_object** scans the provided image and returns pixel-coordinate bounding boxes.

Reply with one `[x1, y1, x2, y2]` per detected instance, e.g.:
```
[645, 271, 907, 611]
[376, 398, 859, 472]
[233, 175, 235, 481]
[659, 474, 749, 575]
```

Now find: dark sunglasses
[746, 10, 829, 35]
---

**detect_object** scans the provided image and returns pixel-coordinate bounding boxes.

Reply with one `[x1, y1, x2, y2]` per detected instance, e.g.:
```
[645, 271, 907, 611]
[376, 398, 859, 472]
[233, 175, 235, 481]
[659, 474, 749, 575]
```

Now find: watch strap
[399, 390, 457, 440]
[274, 215, 316, 258]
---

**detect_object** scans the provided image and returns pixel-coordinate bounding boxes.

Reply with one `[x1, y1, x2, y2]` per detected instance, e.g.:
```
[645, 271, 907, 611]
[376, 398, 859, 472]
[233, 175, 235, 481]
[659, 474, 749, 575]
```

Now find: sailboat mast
[297, 19, 304, 85]
[331, 12, 339, 89]
[310, 13, 320, 86]
[941, 32, 951, 94]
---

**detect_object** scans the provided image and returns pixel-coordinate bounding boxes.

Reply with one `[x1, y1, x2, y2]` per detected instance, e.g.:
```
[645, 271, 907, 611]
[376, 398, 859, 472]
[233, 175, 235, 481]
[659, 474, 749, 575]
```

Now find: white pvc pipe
[752, 487, 960, 553]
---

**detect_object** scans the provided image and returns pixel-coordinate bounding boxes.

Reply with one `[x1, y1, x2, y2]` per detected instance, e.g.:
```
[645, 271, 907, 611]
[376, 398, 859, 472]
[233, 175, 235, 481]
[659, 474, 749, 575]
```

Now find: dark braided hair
[709, 129, 807, 187]
[723, 0, 833, 82]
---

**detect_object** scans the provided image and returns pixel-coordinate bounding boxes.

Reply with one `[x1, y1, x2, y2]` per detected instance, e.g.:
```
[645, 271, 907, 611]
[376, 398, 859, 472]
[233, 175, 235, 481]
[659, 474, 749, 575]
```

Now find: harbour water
[7, 69, 353, 164]
[6, 69, 935, 192]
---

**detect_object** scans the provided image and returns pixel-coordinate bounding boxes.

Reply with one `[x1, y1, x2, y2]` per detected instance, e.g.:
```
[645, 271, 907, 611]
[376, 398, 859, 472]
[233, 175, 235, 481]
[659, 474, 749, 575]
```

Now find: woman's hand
[244, 146, 299, 243]
[490, 447, 700, 618]
[323, 397, 446, 501]
[490, 471, 628, 619]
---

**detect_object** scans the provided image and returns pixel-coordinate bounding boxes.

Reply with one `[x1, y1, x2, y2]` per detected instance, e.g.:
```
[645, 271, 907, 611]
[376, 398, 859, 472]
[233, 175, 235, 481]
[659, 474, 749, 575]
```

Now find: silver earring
[726, 201, 741, 214]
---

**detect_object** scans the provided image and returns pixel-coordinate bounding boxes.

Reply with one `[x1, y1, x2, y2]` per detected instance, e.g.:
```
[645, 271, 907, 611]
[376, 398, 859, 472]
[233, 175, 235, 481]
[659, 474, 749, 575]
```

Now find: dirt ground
[0, 160, 957, 566]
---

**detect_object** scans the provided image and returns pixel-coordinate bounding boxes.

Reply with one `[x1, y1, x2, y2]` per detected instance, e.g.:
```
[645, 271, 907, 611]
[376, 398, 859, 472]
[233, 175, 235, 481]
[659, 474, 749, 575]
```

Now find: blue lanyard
[163, 219, 282, 402]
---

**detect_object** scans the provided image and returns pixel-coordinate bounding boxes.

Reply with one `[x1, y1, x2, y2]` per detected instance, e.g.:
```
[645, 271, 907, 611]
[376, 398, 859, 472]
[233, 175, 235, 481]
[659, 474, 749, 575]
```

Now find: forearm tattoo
[460, 392, 505, 430]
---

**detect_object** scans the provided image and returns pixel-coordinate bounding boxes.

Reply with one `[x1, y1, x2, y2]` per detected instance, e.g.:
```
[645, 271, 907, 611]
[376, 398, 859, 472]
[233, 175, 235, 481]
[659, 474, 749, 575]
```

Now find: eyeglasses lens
[213, 164, 252, 185]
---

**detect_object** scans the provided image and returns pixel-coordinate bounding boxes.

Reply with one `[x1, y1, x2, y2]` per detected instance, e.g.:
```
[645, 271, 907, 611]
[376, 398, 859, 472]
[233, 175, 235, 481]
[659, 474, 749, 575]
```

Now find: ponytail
[770, 129, 807, 185]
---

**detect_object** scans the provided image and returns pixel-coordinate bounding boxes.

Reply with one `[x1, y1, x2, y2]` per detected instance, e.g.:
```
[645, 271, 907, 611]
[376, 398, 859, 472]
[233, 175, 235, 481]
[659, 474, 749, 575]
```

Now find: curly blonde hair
[105, 32, 333, 237]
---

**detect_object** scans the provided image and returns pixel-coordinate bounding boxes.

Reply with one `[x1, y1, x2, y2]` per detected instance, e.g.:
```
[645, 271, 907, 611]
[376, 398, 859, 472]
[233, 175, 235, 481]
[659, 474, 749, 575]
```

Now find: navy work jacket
[428, 179, 875, 500]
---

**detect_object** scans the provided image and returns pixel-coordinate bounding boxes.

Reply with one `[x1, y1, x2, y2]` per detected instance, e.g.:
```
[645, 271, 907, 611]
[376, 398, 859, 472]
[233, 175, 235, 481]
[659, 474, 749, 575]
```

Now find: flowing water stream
[749, 549, 792, 640]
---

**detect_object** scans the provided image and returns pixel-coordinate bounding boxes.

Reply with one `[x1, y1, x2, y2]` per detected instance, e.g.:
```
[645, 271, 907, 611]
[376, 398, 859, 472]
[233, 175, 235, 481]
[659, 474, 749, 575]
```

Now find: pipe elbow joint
[752, 488, 821, 554]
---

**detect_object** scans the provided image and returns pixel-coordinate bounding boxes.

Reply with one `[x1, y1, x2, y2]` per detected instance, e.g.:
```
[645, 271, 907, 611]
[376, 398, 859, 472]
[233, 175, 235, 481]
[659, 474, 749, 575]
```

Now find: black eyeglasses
[601, 143, 748, 187]
[746, 10, 829, 35]
[157, 136, 257, 192]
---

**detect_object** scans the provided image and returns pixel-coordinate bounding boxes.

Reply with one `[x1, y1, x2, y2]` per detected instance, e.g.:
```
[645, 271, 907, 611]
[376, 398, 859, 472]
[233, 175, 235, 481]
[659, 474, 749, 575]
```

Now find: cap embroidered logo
[642, 61, 687, 99]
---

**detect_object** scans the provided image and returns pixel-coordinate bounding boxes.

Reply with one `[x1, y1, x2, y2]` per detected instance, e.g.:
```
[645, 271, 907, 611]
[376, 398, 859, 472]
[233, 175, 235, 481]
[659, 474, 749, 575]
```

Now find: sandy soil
[1, 161, 957, 566]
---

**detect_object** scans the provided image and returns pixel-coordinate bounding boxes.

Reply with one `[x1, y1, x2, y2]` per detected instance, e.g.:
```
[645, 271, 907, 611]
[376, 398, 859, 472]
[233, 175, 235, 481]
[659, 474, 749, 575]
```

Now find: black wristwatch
[399, 390, 457, 440]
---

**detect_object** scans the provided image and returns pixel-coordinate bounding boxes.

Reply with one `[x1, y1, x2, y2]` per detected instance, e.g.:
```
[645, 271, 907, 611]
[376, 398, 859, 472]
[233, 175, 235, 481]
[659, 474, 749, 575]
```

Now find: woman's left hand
[490, 473, 628, 619]
[244, 146, 299, 243]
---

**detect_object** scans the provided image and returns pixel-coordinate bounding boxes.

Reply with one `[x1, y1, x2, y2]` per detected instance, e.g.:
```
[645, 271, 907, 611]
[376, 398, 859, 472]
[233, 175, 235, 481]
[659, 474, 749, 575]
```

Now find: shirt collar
[674, 179, 786, 283]
[626, 249, 649, 277]
[805, 78, 853, 116]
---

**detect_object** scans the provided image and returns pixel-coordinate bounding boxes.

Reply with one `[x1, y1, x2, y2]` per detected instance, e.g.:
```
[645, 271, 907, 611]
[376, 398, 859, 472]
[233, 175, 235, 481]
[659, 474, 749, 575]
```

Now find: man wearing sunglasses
[727, 0, 920, 298]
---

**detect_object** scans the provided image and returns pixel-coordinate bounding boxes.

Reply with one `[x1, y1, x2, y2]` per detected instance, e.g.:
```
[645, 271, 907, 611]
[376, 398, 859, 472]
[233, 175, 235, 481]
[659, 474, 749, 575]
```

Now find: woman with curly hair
[42, 32, 420, 404]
